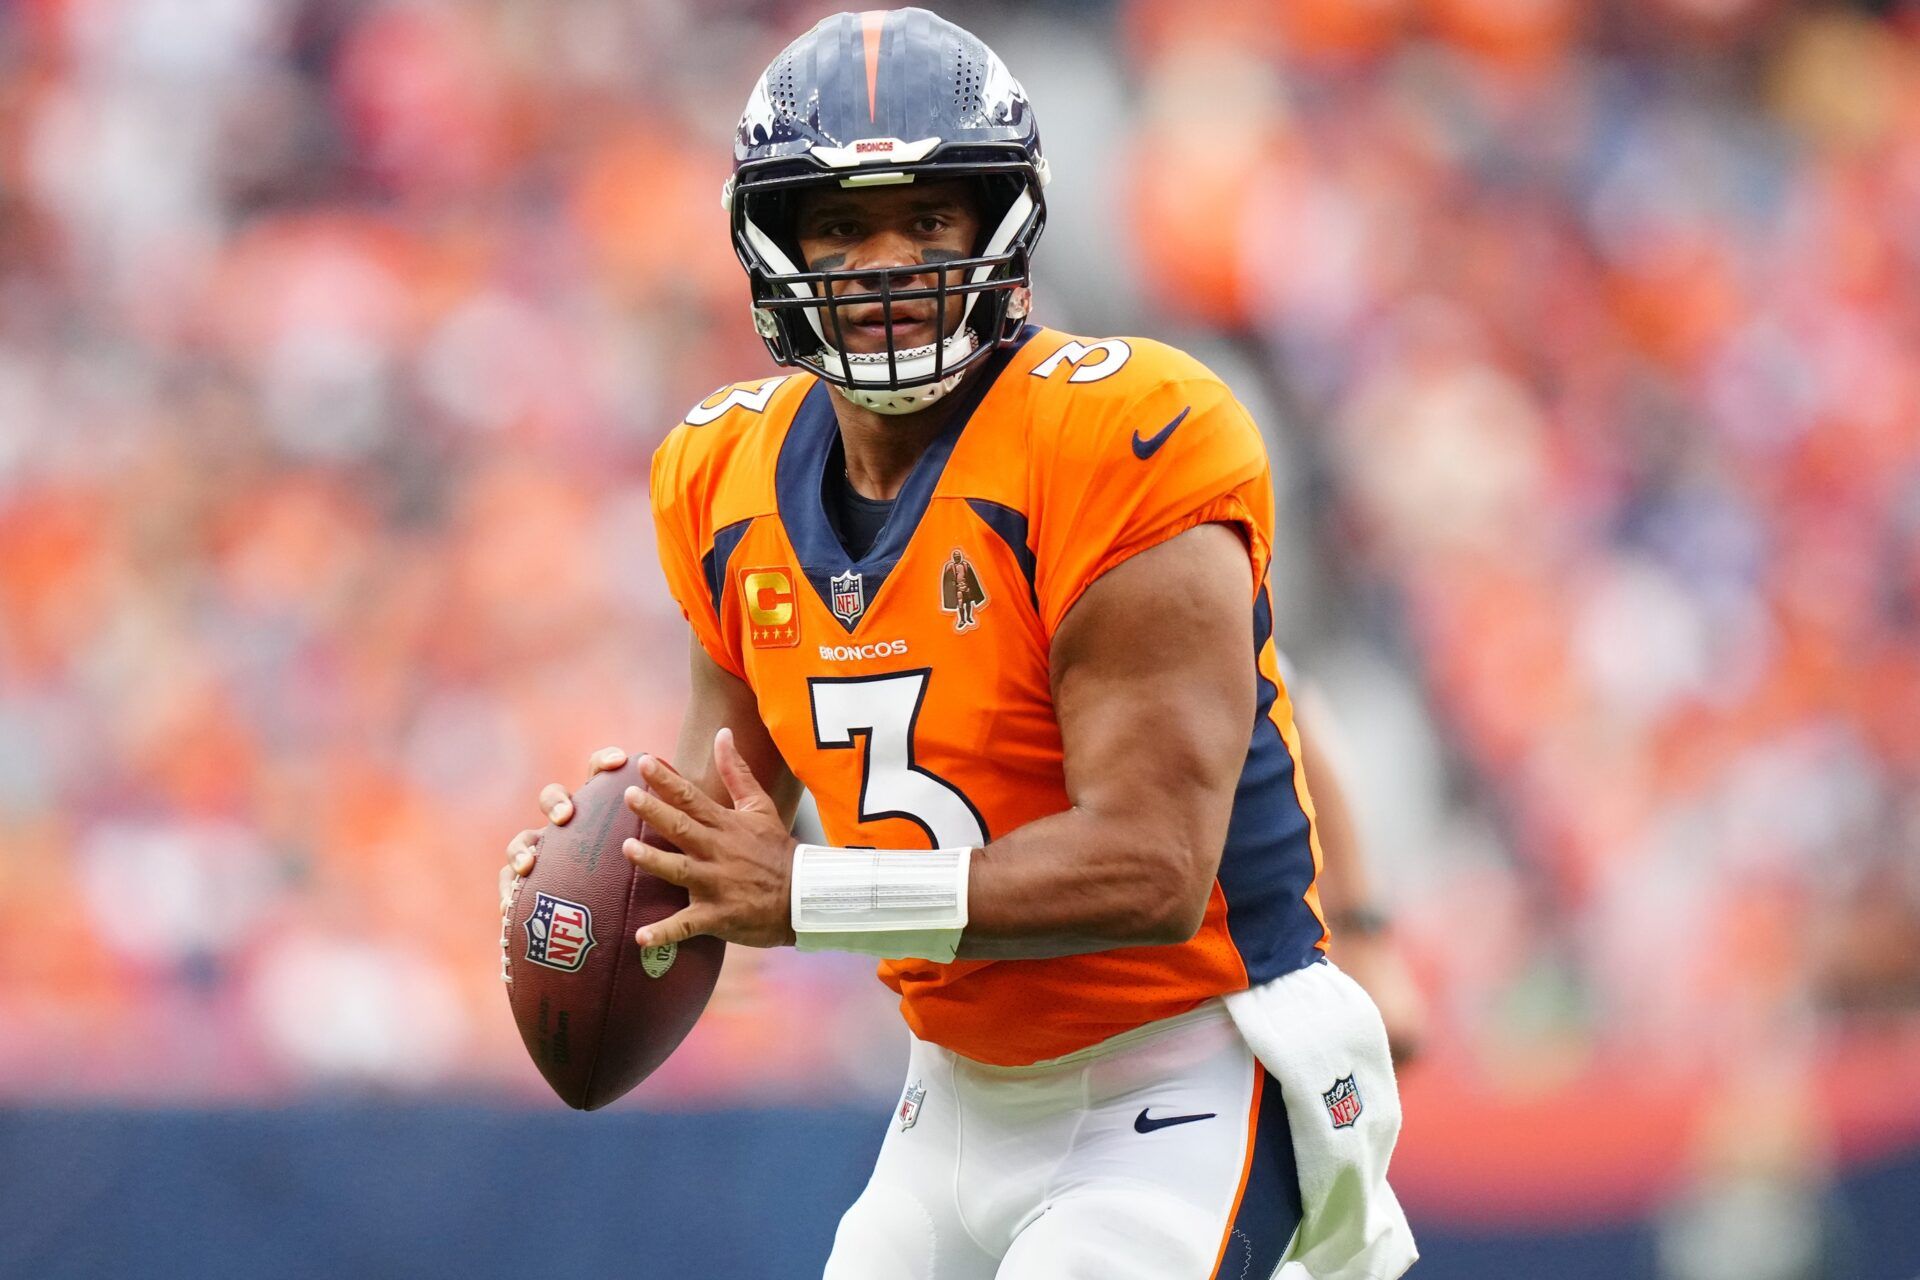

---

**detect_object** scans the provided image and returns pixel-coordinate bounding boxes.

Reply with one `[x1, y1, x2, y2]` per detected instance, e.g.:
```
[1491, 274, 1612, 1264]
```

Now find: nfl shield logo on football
[830, 569, 866, 626]
[897, 1079, 927, 1131]
[1322, 1074, 1363, 1129]
[524, 891, 597, 973]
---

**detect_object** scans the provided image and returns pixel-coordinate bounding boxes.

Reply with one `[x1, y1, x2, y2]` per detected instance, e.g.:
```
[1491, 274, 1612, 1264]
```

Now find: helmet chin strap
[813, 287, 1031, 416]
[741, 187, 1037, 410]
[837, 380, 961, 415]
[828, 328, 979, 415]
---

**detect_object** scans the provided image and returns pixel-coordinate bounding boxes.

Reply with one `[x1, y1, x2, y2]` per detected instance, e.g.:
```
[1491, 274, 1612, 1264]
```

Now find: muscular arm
[959, 522, 1256, 960]
[673, 639, 804, 828]
[617, 523, 1260, 959]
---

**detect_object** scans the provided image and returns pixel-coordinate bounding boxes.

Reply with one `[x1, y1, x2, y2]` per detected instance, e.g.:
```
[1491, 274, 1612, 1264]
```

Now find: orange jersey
[650, 326, 1328, 1067]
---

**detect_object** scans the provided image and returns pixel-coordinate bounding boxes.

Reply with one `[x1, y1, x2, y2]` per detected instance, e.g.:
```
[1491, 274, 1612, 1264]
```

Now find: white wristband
[790, 844, 973, 963]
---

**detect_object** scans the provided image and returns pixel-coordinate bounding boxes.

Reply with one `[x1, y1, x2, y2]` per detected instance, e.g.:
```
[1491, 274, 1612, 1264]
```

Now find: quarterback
[500, 9, 1417, 1278]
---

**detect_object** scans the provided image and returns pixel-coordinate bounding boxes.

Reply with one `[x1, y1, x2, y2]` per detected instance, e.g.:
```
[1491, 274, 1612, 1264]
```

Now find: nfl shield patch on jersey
[1323, 1074, 1363, 1129]
[830, 569, 866, 626]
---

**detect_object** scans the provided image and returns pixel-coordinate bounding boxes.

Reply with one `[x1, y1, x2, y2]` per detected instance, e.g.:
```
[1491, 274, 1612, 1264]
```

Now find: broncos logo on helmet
[721, 8, 1049, 415]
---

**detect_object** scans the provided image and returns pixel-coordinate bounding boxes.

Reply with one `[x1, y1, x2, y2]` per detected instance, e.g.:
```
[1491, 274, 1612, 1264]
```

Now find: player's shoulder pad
[1025, 331, 1224, 399]
[1023, 332, 1248, 456]
[678, 373, 809, 430]
[654, 372, 809, 491]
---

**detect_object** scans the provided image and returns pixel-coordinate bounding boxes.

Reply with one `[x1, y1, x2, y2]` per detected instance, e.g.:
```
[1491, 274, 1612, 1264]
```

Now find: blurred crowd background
[2, 0, 1919, 1259]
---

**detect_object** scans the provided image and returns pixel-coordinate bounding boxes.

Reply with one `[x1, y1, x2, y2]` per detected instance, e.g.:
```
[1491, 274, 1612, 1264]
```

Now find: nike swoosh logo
[1134, 1108, 1217, 1134]
[1130, 406, 1191, 460]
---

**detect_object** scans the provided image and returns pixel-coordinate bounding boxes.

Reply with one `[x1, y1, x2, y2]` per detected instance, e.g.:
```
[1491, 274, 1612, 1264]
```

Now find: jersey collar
[776, 325, 1037, 633]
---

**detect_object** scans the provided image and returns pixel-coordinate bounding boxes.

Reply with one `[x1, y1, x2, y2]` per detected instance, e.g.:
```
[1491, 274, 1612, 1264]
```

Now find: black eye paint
[808, 248, 960, 274]
[921, 248, 967, 294]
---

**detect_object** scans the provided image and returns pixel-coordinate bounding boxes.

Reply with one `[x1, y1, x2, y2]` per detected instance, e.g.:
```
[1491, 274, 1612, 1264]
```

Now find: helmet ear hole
[746, 190, 807, 273]
[969, 174, 1023, 256]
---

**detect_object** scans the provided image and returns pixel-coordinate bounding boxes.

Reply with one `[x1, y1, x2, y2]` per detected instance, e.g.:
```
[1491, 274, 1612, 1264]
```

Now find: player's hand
[1338, 932, 1428, 1067]
[496, 747, 630, 915]
[622, 728, 798, 950]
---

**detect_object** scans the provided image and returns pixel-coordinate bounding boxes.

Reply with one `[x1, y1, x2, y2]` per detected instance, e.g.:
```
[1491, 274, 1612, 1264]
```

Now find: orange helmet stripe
[860, 10, 886, 121]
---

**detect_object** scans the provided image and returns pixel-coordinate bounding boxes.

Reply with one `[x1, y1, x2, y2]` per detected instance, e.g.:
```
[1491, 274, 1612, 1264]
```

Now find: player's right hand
[497, 747, 630, 915]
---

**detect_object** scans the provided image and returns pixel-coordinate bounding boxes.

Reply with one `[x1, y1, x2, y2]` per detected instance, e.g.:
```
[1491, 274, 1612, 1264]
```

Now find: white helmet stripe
[742, 215, 829, 345]
[957, 187, 1035, 328]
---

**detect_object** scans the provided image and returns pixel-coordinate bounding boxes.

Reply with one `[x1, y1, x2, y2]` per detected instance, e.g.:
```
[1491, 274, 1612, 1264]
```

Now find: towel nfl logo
[1323, 1074, 1363, 1128]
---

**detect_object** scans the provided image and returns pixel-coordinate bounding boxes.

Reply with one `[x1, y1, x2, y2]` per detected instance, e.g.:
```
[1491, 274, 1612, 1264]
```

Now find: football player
[500, 10, 1417, 1278]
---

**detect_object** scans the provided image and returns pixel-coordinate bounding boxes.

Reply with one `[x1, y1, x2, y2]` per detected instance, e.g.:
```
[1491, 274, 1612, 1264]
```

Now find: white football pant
[823, 958, 1415, 1280]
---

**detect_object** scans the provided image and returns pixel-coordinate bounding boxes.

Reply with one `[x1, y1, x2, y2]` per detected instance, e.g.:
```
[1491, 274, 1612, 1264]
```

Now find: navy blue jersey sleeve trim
[702, 518, 755, 615]
[963, 498, 1037, 607]
[1216, 587, 1327, 984]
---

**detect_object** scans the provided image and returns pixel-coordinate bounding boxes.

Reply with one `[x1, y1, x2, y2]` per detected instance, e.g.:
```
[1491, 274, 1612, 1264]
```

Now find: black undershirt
[822, 434, 895, 561]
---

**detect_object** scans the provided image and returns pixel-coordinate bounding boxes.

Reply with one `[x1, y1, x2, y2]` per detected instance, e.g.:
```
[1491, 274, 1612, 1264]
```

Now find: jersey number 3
[809, 670, 987, 849]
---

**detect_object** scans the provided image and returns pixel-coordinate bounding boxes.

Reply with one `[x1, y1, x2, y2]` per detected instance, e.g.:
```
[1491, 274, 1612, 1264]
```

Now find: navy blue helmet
[723, 8, 1048, 413]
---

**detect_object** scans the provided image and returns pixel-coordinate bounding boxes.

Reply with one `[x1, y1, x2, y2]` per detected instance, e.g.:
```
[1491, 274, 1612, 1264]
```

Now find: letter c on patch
[744, 570, 794, 627]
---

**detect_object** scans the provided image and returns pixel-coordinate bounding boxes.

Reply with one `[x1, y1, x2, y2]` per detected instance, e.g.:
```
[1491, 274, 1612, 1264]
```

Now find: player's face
[793, 180, 983, 356]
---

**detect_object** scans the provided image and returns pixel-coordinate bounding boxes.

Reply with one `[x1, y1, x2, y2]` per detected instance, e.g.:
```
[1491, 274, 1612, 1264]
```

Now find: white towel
[1224, 959, 1420, 1280]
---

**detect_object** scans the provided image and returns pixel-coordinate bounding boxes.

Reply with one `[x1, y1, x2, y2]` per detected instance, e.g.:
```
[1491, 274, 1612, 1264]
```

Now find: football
[502, 760, 725, 1109]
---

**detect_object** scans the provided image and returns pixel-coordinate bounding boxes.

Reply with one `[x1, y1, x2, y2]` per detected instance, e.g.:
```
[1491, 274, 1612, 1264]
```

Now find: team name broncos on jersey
[650, 325, 1330, 1067]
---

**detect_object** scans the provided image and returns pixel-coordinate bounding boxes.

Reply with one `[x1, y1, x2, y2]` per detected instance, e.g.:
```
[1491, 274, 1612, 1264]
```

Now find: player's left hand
[621, 728, 799, 950]
[1337, 932, 1428, 1067]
